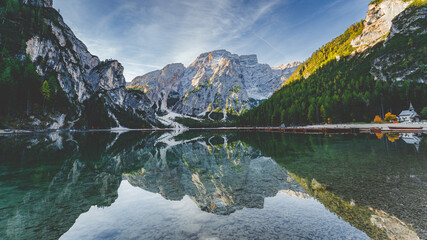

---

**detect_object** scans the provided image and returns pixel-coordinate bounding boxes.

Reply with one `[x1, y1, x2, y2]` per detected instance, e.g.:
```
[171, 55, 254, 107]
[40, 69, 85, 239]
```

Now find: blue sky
[53, 0, 371, 81]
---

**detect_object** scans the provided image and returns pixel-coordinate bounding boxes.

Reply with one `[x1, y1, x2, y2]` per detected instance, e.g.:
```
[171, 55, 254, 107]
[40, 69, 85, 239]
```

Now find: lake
[0, 131, 425, 240]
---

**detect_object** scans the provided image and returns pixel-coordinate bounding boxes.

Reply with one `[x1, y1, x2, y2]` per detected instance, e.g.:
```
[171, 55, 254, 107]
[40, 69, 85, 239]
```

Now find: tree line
[0, 0, 67, 121]
[239, 12, 427, 126]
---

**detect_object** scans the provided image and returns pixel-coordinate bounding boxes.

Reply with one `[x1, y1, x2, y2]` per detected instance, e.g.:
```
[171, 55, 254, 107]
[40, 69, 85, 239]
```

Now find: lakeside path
[183, 123, 427, 134]
[186, 123, 427, 130]
[1, 122, 426, 135]
[305, 122, 427, 131]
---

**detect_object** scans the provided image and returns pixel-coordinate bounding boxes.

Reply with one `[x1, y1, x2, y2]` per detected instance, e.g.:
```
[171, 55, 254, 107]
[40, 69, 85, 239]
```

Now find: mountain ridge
[0, 0, 159, 129]
[239, 0, 427, 126]
[130, 49, 300, 121]
[285, 0, 417, 86]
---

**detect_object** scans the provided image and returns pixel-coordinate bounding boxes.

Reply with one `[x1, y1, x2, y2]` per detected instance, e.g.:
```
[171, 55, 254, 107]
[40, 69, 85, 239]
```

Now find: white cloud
[55, 0, 282, 80]
[54, 0, 371, 81]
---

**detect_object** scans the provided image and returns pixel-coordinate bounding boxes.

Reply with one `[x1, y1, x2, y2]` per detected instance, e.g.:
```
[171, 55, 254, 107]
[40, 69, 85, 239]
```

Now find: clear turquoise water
[0, 131, 425, 239]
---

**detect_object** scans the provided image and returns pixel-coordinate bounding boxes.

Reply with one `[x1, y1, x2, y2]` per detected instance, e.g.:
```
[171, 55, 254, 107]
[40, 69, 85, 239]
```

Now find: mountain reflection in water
[124, 136, 306, 215]
[0, 131, 425, 240]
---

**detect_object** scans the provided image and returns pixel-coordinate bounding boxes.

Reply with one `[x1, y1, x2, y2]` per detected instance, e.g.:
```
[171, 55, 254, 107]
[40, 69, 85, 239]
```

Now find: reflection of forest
[0, 132, 424, 240]
[0, 132, 161, 240]
[237, 132, 425, 239]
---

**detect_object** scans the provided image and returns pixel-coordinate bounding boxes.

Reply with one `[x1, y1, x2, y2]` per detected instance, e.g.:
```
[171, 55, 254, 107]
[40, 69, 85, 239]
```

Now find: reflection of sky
[61, 180, 368, 240]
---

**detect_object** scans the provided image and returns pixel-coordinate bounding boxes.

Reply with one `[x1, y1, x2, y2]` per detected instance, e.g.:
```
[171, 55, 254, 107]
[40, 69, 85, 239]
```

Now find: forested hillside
[286, 21, 364, 84]
[239, 2, 427, 126]
[0, 0, 157, 129]
[0, 0, 72, 126]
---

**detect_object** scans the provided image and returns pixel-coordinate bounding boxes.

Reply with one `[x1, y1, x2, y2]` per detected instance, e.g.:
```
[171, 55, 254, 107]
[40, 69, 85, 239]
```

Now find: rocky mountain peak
[351, 0, 412, 52]
[22, 3, 157, 128]
[165, 62, 185, 68]
[131, 49, 300, 119]
[190, 50, 261, 68]
[23, 0, 53, 8]
[162, 63, 185, 74]
[273, 61, 302, 70]
[88, 60, 126, 93]
[189, 49, 236, 67]
[130, 63, 186, 111]
[239, 55, 258, 66]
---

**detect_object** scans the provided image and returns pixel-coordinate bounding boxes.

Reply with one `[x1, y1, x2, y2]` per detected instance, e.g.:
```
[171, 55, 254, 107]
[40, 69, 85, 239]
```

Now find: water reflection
[377, 132, 424, 151]
[400, 133, 423, 151]
[0, 132, 159, 240]
[124, 135, 306, 215]
[237, 132, 426, 239]
[0, 131, 425, 239]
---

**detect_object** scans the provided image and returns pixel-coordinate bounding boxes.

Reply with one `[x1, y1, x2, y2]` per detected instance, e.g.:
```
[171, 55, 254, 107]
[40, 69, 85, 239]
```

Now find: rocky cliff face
[388, 2, 426, 38]
[131, 50, 299, 118]
[351, 0, 412, 52]
[370, 3, 426, 82]
[87, 61, 156, 126]
[131, 63, 186, 112]
[23, 0, 156, 128]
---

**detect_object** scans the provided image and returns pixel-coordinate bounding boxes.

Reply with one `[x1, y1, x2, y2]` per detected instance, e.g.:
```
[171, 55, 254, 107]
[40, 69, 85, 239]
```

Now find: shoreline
[1, 122, 426, 135]
[284, 122, 427, 134]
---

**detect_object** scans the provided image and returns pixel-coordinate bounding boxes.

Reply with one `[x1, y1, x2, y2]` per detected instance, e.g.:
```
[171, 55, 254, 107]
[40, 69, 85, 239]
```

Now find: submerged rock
[370, 209, 420, 240]
[311, 178, 326, 191]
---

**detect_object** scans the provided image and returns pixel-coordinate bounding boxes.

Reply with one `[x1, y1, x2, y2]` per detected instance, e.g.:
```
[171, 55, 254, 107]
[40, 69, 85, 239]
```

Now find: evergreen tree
[47, 76, 58, 96]
[308, 104, 316, 124]
[421, 107, 427, 119]
[320, 105, 326, 123]
[238, 5, 427, 127]
[41, 80, 51, 101]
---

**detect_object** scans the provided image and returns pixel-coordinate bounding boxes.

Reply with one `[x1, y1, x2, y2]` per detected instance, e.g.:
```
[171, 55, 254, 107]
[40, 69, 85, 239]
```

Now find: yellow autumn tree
[373, 115, 383, 123]
[384, 112, 397, 122]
